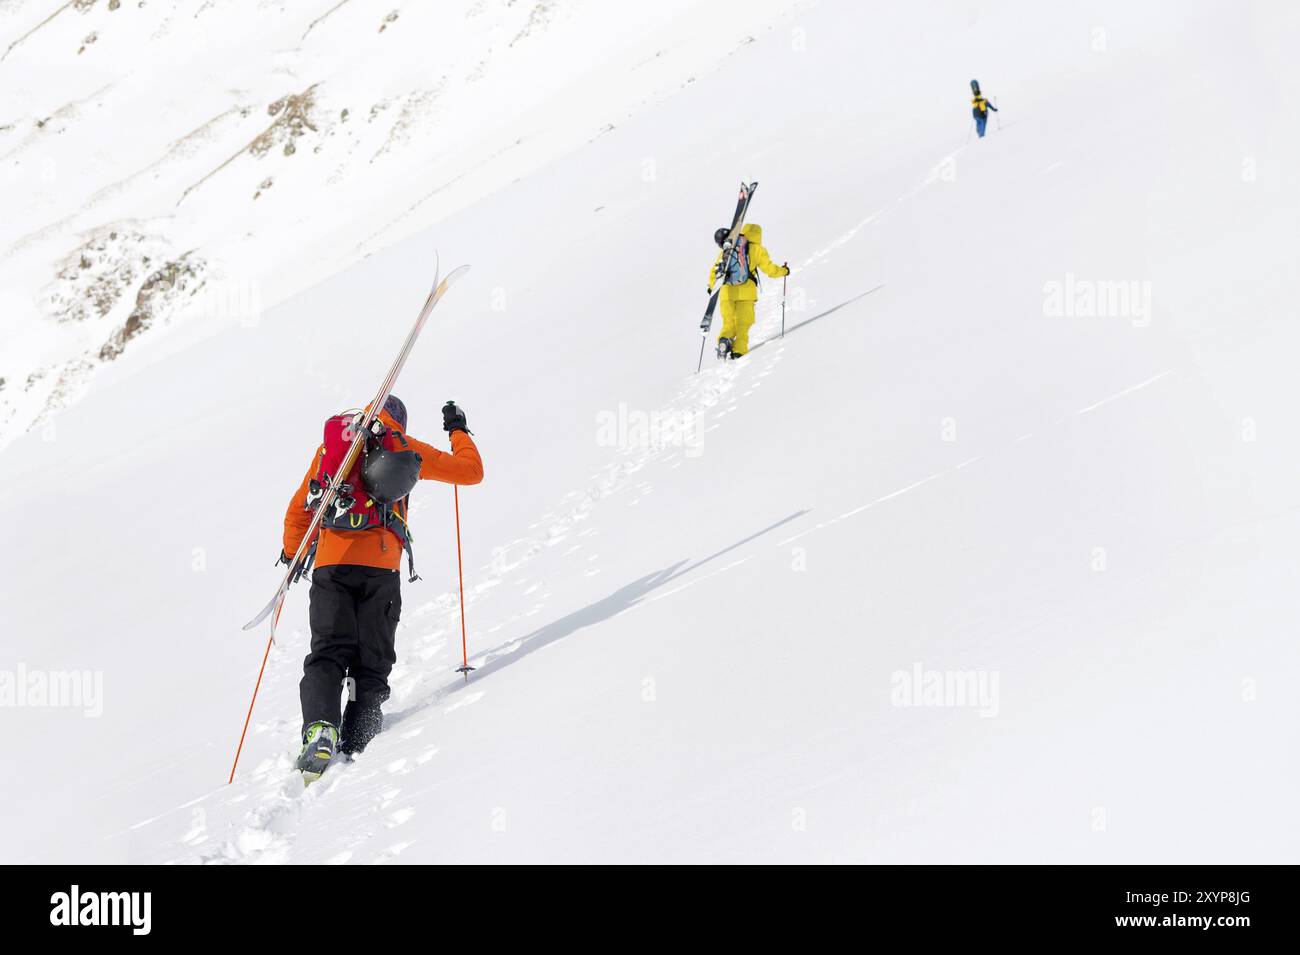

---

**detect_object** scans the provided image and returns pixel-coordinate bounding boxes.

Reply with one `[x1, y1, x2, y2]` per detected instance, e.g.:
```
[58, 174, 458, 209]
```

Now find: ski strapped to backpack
[241, 261, 471, 636]
[696, 181, 758, 372]
[306, 411, 425, 582]
[701, 181, 758, 334]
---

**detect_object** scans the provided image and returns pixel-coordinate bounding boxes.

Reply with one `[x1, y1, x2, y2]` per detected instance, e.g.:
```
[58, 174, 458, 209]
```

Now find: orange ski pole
[228, 599, 283, 783]
[454, 485, 474, 680]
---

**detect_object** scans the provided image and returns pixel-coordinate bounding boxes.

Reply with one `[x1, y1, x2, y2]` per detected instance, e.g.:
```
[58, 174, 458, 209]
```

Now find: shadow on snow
[749, 283, 886, 353]
[384, 509, 810, 727]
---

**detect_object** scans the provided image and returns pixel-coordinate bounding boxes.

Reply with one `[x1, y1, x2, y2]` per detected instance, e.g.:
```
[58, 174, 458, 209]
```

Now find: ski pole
[696, 333, 708, 374]
[228, 602, 281, 783]
[781, 266, 788, 338]
[454, 485, 474, 680]
[994, 97, 1002, 131]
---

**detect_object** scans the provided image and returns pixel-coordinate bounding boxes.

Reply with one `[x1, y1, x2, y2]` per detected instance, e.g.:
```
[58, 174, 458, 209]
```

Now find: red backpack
[304, 412, 423, 580]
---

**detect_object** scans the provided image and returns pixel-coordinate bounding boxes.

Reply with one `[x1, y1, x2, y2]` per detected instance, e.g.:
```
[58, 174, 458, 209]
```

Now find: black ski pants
[299, 564, 401, 755]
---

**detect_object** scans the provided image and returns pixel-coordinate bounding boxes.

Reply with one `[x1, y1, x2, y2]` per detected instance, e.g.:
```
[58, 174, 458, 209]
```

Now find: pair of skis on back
[697, 181, 758, 373]
[242, 259, 471, 638]
[229, 259, 470, 785]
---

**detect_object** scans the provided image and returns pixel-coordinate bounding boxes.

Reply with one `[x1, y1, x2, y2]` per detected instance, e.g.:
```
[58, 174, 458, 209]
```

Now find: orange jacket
[283, 408, 484, 572]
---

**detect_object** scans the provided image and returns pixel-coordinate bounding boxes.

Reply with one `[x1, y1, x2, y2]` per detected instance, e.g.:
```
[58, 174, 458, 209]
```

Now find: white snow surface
[2, 0, 1299, 863]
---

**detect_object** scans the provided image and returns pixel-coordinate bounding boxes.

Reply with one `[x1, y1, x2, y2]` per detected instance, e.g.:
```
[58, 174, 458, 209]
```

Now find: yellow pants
[718, 297, 756, 355]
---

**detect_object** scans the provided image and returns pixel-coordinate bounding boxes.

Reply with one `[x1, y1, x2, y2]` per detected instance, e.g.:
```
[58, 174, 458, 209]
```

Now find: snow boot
[339, 697, 386, 757]
[716, 337, 734, 360]
[297, 720, 340, 784]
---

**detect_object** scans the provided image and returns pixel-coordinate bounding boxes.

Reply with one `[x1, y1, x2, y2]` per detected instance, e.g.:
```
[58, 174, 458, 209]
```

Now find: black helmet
[970, 79, 981, 93]
[362, 438, 422, 505]
[714, 227, 730, 247]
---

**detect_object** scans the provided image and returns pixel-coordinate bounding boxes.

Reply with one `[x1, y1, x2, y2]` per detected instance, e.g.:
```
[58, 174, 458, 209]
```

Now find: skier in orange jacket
[282, 395, 482, 779]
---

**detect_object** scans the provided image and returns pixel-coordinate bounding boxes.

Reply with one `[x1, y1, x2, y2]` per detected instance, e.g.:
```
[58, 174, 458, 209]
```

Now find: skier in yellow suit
[708, 223, 789, 359]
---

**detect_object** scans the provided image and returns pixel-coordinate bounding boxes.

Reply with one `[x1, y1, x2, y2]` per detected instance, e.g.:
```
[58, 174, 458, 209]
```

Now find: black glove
[782, 262, 791, 277]
[276, 550, 291, 567]
[442, 400, 469, 434]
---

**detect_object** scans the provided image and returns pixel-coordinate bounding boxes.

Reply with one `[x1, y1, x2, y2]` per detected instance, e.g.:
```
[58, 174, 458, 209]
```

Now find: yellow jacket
[708, 223, 787, 303]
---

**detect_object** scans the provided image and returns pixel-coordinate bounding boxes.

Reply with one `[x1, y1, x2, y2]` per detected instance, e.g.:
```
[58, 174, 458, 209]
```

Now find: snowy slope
[0, 0, 801, 449]
[3, 0, 1300, 864]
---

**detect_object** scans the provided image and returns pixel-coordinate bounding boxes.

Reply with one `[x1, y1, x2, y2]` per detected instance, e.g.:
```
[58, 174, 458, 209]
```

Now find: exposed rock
[98, 254, 204, 361]
[50, 229, 151, 324]
[249, 86, 317, 159]
[180, 86, 318, 204]
[511, 1, 558, 47]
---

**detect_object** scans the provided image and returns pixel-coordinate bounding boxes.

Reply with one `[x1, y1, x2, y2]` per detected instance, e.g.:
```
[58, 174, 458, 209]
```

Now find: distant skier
[707, 223, 789, 359]
[970, 79, 998, 138]
[281, 395, 483, 781]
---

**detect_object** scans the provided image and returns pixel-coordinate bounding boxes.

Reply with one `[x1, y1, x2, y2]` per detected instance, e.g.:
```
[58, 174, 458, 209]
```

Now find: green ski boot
[296, 721, 340, 785]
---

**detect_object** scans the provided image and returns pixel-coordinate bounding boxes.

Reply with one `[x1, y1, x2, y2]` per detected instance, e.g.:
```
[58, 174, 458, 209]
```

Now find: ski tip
[242, 588, 286, 632]
[442, 263, 471, 285]
[241, 605, 272, 631]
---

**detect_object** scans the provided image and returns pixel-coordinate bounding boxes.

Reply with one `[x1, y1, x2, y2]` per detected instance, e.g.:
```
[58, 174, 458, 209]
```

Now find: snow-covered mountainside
[3, 0, 1299, 863]
[0, 0, 800, 449]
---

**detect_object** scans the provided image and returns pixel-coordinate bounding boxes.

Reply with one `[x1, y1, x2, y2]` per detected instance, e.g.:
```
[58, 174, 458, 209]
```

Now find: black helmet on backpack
[970, 79, 981, 94]
[362, 435, 422, 505]
[714, 227, 730, 248]
[362, 396, 420, 505]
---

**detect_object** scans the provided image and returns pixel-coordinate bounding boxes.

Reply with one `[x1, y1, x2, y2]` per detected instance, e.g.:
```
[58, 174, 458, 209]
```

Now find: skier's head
[714, 227, 730, 248]
[970, 79, 980, 93]
[383, 394, 408, 431]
